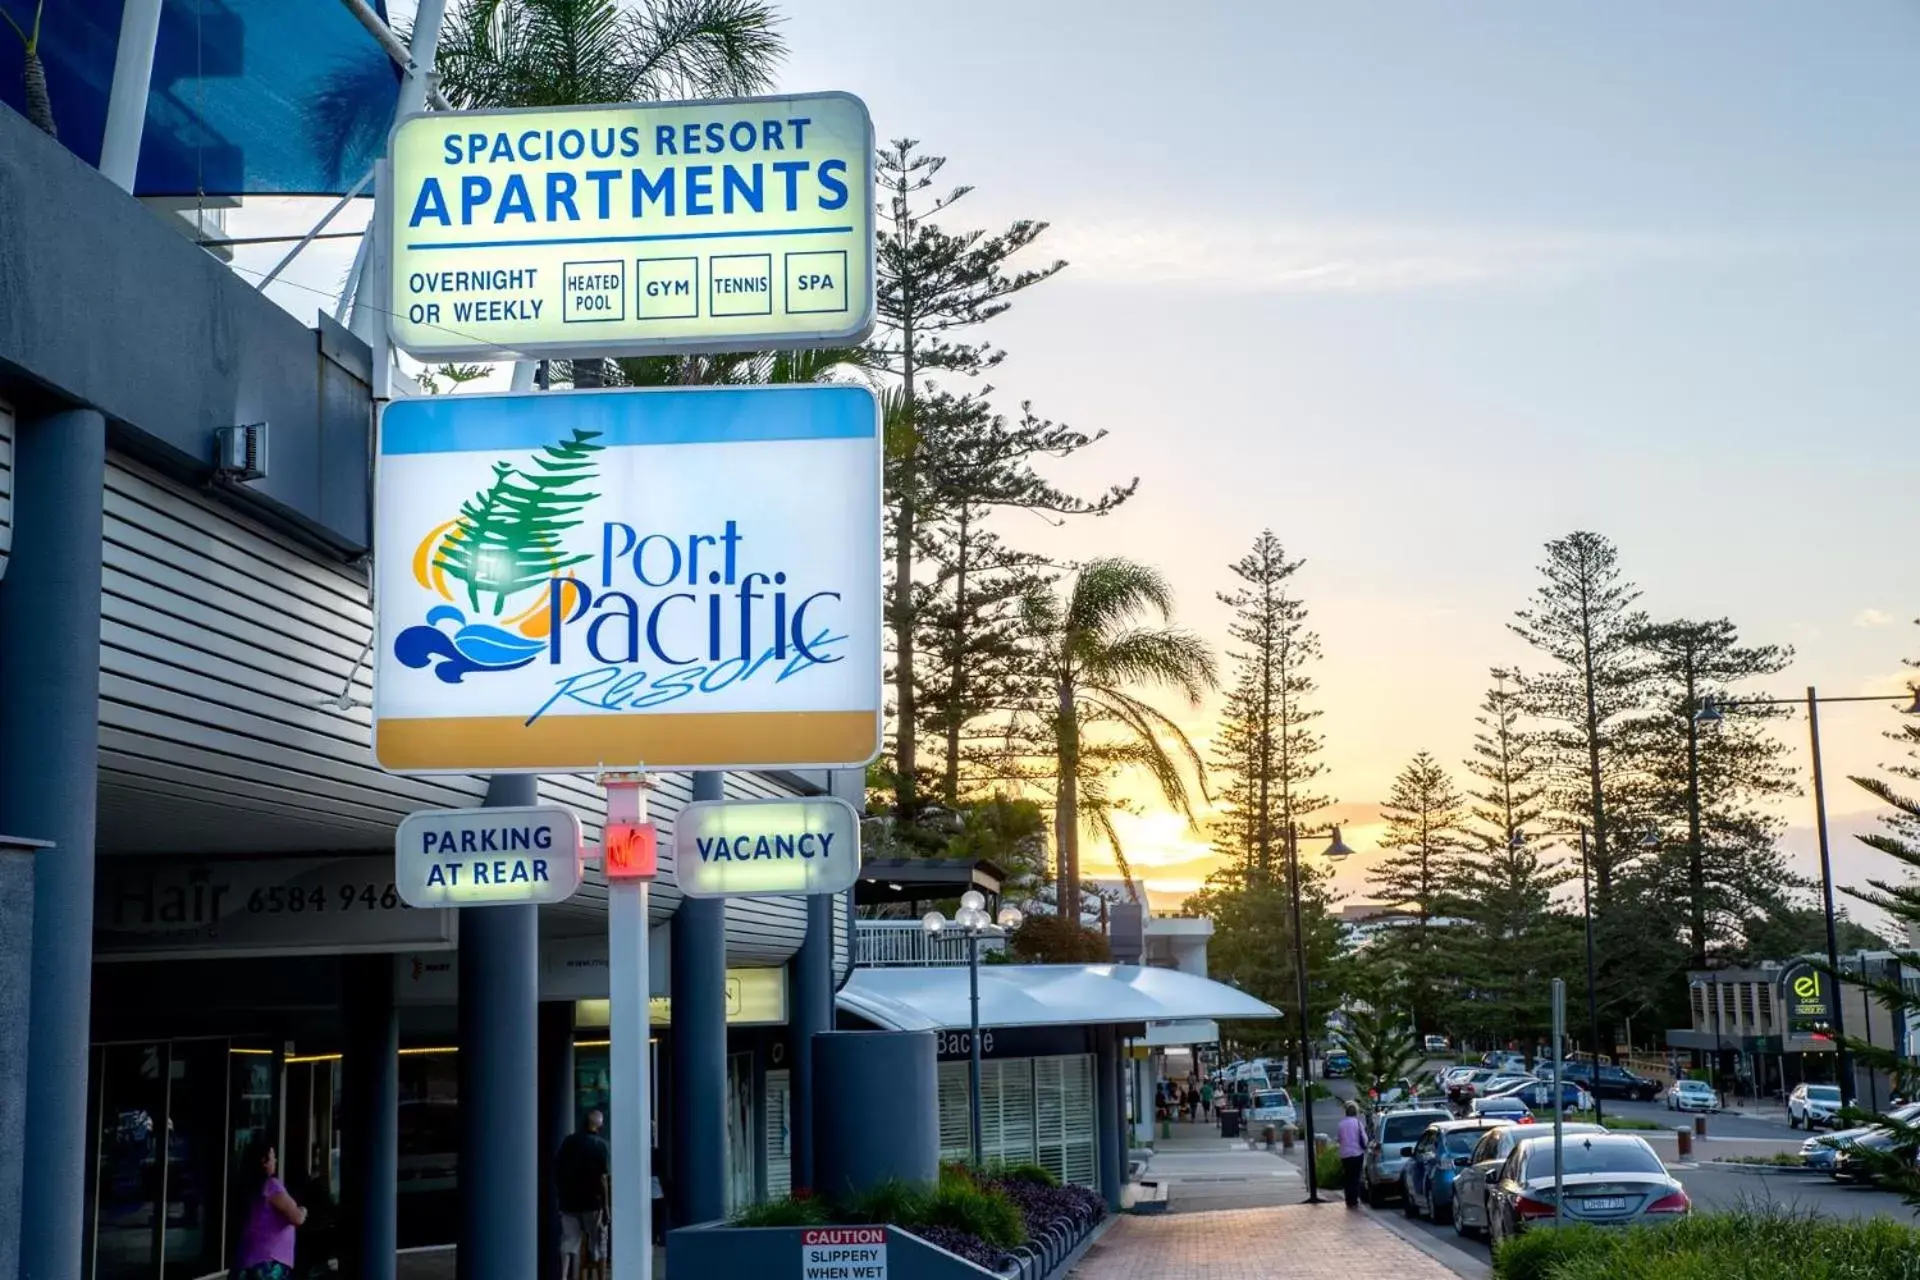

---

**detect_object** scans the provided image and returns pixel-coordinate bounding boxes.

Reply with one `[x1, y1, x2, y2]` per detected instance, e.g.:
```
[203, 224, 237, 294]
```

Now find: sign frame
[370, 383, 885, 775]
[1779, 959, 1836, 1040]
[670, 795, 862, 899]
[381, 91, 876, 362]
[394, 804, 584, 908]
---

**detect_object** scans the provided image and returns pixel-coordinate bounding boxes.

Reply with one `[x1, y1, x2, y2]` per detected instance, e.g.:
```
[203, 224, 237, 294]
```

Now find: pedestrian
[230, 1139, 305, 1280]
[556, 1109, 612, 1280]
[1185, 1083, 1199, 1121]
[1200, 1079, 1215, 1121]
[1336, 1102, 1368, 1210]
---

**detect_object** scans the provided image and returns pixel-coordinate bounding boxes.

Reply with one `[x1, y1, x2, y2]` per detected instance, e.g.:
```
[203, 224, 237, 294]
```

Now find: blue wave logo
[395, 606, 545, 684]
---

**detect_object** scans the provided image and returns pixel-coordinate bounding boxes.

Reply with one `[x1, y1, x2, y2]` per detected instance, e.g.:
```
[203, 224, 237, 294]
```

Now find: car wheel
[1403, 1178, 1421, 1219]
[1789, 1112, 1800, 1129]
[1452, 1206, 1474, 1238]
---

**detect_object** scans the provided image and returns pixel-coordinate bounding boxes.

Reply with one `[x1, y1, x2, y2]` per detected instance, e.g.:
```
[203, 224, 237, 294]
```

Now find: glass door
[724, 1053, 754, 1213]
[92, 1044, 169, 1280]
[159, 1041, 229, 1279]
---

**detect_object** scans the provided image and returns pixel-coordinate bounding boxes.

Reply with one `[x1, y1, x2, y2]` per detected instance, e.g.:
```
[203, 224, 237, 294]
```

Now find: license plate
[1581, 1197, 1627, 1212]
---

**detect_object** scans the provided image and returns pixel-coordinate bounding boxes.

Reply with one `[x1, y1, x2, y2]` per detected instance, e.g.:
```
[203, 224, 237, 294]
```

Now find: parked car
[1246, 1089, 1298, 1131]
[1789, 1083, 1845, 1130]
[1485, 1133, 1690, 1248]
[1803, 1102, 1920, 1172]
[1830, 1126, 1920, 1184]
[1486, 1052, 1530, 1074]
[1447, 1068, 1498, 1108]
[1451, 1121, 1606, 1240]
[1560, 1061, 1661, 1102]
[1423, 1034, 1450, 1054]
[1665, 1080, 1721, 1113]
[1361, 1107, 1455, 1207]
[1495, 1079, 1595, 1115]
[1400, 1119, 1511, 1223]
[1322, 1051, 1353, 1078]
[1469, 1095, 1538, 1124]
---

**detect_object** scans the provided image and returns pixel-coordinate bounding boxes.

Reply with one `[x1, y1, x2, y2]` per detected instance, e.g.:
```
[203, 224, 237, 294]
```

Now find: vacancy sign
[802, 1228, 886, 1280]
[386, 92, 874, 360]
[673, 797, 861, 898]
[371, 384, 883, 774]
[395, 805, 583, 908]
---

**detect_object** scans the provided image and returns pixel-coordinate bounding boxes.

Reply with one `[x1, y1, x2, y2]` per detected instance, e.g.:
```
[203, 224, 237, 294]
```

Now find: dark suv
[1561, 1061, 1659, 1102]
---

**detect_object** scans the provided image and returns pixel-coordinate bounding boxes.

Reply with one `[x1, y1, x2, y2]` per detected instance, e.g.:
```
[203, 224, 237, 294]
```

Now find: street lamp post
[923, 892, 1023, 1168]
[1285, 822, 1352, 1205]
[1695, 686, 1920, 1107]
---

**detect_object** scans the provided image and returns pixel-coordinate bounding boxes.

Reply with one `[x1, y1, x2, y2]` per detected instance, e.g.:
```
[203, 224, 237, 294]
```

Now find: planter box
[667, 1222, 999, 1280]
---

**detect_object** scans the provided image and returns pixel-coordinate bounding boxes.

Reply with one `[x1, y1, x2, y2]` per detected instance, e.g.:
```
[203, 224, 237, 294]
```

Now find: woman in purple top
[1335, 1102, 1369, 1210]
[232, 1140, 306, 1280]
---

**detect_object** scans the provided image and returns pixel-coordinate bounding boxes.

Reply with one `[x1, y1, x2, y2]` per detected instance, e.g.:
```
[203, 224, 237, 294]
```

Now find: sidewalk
[1133, 1123, 1306, 1213]
[1070, 1206, 1470, 1280]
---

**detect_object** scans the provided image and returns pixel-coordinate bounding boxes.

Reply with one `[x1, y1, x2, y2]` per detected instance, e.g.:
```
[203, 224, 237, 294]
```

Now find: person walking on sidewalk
[1336, 1102, 1368, 1209]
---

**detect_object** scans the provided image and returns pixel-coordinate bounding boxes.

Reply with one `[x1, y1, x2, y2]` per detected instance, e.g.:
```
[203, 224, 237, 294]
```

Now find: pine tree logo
[433, 429, 604, 615]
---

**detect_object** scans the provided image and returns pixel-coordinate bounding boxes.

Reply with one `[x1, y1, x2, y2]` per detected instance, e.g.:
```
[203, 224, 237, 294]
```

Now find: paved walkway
[1069, 1206, 1467, 1279]
[1134, 1126, 1307, 1214]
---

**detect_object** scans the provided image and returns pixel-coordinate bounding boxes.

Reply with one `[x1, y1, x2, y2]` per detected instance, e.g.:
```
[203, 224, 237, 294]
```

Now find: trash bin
[1218, 1107, 1242, 1138]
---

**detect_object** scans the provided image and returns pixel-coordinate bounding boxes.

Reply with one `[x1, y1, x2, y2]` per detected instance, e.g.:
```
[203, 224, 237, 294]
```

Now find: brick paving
[1070, 1206, 1465, 1279]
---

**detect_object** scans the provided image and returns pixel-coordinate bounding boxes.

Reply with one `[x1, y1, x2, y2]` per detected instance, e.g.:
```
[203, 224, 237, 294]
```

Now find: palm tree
[3, 0, 54, 137]
[1018, 558, 1217, 926]
[431, 0, 786, 385]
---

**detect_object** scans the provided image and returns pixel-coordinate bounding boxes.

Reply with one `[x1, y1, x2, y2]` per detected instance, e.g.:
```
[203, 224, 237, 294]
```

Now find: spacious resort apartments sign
[385, 92, 874, 361]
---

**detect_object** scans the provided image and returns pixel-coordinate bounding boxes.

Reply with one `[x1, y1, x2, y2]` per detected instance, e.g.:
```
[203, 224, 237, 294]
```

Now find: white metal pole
[257, 166, 376, 291]
[1551, 978, 1565, 1228]
[511, 361, 539, 392]
[99, 0, 165, 191]
[605, 778, 653, 1280]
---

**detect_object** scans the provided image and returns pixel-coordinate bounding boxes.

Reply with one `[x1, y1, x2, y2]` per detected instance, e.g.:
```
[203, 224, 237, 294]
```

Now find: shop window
[765, 1070, 791, 1198]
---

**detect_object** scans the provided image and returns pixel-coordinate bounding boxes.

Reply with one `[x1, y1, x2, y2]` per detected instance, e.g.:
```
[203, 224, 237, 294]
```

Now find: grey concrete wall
[813, 1031, 940, 1200]
[0, 105, 370, 553]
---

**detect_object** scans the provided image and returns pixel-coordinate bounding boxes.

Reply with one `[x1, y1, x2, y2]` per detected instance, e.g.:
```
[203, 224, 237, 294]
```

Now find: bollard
[1281, 1126, 1296, 1151]
[1694, 1115, 1706, 1137]
[1675, 1127, 1692, 1159]
[1262, 1125, 1277, 1150]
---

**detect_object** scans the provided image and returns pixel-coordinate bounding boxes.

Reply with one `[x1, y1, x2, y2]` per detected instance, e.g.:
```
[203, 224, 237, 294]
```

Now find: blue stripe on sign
[380, 385, 876, 455]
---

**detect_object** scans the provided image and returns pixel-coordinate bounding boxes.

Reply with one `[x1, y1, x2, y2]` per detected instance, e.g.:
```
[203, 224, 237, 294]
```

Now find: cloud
[1038, 219, 1784, 296]
[1853, 608, 1898, 628]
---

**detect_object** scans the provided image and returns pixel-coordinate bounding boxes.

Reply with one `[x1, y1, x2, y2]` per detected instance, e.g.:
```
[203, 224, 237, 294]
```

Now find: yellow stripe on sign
[375, 710, 880, 772]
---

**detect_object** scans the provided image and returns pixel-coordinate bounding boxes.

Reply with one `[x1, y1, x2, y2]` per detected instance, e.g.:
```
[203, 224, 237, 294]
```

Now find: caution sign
[385, 92, 873, 361]
[801, 1227, 886, 1280]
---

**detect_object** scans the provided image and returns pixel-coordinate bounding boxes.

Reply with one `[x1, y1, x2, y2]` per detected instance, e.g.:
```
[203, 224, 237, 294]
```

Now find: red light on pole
[604, 822, 658, 880]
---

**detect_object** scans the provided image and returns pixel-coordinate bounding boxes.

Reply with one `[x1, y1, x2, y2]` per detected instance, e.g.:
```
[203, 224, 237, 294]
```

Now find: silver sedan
[1486, 1133, 1689, 1248]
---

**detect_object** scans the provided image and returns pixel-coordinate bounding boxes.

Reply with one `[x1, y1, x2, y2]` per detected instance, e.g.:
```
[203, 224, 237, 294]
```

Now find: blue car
[1401, 1118, 1513, 1223]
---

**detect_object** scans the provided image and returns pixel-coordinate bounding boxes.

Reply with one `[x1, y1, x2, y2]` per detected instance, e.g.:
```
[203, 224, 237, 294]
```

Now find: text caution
[801, 1227, 886, 1280]
[396, 805, 583, 907]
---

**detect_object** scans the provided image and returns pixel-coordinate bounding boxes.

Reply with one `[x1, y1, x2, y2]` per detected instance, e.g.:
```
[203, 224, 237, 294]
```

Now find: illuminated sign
[395, 805, 583, 907]
[371, 385, 883, 773]
[385, 93, 874, 360]
[1779, 960, 1835, 1039]
[604, 822, 659, 881]
[672, 797, 861, 898]
[573, 965, 788, 1026]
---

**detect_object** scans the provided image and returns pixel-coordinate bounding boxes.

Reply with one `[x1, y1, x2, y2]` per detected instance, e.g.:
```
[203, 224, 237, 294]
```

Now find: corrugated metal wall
[96, 454, 831, 965]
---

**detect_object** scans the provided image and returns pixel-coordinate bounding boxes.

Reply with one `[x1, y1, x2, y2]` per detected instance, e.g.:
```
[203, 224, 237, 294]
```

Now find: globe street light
[924, 891, 1023, 1167]
[1694, 686, 1920, 1106]
[1286, 823, 1350, 1205]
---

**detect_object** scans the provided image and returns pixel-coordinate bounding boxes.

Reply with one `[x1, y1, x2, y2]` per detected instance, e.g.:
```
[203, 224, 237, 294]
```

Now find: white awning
[836, 964, 1280, 1032]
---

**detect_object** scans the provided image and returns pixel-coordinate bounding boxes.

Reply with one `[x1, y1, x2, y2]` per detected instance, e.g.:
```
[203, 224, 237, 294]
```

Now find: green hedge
[1314, 1144, 1344, 1190]
[1492, 1209, 1920, 1280]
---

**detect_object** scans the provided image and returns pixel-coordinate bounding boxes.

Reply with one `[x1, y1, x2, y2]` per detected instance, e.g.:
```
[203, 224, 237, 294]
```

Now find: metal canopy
[837, 963, 1282, 1033]
[854, 857, 1005, 907]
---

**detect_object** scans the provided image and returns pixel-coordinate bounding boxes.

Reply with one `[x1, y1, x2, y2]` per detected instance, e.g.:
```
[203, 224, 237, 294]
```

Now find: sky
[230, 1, 1920, 931]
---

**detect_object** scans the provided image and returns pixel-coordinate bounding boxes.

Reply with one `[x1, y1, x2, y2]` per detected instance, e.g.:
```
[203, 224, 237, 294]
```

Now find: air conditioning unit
[213, 423, 268, 482]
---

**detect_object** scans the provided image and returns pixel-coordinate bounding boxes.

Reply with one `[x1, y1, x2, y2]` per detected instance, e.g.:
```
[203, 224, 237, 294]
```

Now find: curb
[1697, 1160, 1827, 1177]
[1367, 1209, 1492, 1280]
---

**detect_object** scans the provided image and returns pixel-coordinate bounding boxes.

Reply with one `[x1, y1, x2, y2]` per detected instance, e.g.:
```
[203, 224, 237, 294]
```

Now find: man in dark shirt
[555, 1110, 611, 1280]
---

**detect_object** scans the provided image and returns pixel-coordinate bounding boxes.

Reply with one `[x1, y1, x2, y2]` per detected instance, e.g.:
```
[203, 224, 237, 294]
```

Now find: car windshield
[1677, 1081, 1711, 1092]
[1524, 1139, 1664, 1178]
[1445, 1130, 1492, 1155]
[1382, 1114, 1448, 1144]
[1807, 1087, 1841, 1103]
[1253, 1092, 1288, 1109]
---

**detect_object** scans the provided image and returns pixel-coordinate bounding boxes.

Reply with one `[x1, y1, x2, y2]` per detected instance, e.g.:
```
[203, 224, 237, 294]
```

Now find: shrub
[924, 1179, 1026, 1248]
[991, 1177, 1102, 1235]
[731, 1195, 829, 1227]
[1007, 914, 1111, 963]
[1491, 1224, 1609, 1280]
[835, 1178, 930, 1228]
[911, 1224, 1010, 1272]
[994, 1162, 1059, 1188]
[1313, 1145, 1343, 1190]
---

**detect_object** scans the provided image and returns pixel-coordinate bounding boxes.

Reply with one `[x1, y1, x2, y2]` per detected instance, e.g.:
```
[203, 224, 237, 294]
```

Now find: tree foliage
[1334, 964, 1425, 1100]
[1366, 752, 1468, 1035]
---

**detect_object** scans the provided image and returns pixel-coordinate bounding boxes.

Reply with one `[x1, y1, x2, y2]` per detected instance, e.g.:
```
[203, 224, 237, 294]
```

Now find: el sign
[385, 92, 874, 360]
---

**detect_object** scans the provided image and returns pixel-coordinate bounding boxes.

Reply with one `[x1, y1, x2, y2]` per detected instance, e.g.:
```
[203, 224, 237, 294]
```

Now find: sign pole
[602, 771, 657, 1280]
[1551, 978, 1565, 1229]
